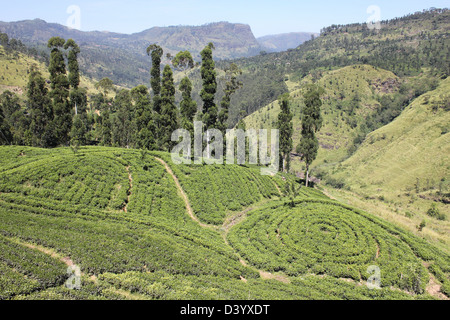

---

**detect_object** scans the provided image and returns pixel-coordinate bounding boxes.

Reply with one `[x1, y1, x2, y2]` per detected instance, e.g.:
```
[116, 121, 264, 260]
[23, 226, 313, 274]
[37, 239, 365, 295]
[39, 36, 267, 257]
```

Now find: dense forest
[224, 8, 449, 126]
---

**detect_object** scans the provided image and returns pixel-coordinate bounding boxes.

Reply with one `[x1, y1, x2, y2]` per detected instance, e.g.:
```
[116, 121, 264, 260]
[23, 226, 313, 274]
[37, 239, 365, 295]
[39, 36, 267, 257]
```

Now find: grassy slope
[0, 45, 105, 98]
[244, 64, 399, 168]
[231, 9, 449, 128]
[328, 77, 450, 252]
[243, 65, 449, 253]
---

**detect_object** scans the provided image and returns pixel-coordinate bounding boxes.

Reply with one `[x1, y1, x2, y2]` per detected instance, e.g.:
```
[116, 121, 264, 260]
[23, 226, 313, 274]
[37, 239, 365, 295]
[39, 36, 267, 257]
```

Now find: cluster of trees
[0, 35, 325, 184]
[0, 32, 27, 55]
[0, 39, 245, 154]
[349, 75, 440, 154]
[277, 86, 323, 184]
[0, 36, 82, 147]
[0, 32, 49, 63]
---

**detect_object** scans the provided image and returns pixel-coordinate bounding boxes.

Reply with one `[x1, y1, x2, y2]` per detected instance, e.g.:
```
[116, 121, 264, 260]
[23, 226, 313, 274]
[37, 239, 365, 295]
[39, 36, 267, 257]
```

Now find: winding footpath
[155, 156, 291, 284]
[154, 156, 449, 298]
[154, 157, 215, 230]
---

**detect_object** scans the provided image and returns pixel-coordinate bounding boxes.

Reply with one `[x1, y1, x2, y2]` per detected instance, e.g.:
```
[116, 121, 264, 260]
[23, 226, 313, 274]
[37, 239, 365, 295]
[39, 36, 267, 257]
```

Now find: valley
[0, 6, 448, 302]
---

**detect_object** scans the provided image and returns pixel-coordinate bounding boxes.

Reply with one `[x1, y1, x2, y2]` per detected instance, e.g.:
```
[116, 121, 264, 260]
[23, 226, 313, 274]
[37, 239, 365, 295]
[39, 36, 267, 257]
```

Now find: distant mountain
[257, 32, 319, 52]
[0, 19, 261, 58]
[0, 19, 262, 86]
[131, 22, 262, 60]
[0, 19, 127, 44]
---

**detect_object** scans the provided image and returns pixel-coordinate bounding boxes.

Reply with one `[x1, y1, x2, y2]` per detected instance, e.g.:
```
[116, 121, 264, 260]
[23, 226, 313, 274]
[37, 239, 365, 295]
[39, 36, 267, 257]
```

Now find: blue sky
[0, 0, 448, 37]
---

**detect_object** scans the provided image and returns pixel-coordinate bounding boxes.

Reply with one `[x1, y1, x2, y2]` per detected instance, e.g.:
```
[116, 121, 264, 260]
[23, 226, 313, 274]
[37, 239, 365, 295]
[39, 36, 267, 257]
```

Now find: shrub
[426, 203, 446, 220]
[417, 220, 426, 232]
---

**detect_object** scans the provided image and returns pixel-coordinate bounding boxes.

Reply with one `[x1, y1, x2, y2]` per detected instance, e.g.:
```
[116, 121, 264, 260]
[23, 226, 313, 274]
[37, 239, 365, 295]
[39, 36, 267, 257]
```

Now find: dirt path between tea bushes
[154, 157, 214, 230]
[123, 166, 133, 213]
[155, 157, 292, 284]
[12, 238, 75, 267]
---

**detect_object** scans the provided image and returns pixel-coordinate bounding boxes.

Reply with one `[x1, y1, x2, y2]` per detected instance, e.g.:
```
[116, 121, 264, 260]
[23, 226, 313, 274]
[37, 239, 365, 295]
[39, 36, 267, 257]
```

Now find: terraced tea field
[228, 201, 449, 293]
[0, 146, 448, 300]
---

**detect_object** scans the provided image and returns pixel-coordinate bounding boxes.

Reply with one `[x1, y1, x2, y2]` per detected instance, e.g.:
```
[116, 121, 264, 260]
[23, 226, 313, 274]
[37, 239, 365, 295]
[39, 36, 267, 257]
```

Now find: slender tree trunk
[206, 130, 210, 160]
[305, 165, 309, 187]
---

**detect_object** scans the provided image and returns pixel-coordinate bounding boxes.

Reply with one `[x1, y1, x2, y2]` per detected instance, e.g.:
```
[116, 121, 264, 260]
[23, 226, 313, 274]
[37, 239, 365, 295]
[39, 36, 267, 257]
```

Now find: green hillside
[0, 45, 103, 98]
[257, 32, 318, 52]
[332, 77, 449, 199]
[0, 46, 45, 95]
[244, 64, 403, 166]
[327, 77, 450, 250]
[243, 64, 449, 251]
[228, 8, 449, 127]
[0, 145, 449, 300]
[0, 19, 263, 87]
[0, 6, 449, 303]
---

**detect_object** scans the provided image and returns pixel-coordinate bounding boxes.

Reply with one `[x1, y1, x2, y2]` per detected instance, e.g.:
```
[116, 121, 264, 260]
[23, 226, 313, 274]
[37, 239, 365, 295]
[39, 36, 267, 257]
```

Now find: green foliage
[157, 152, 281, 225]
[330, 76, 450, 226]
[426, 203, 446, 221]
[0, 147, 254, 281]
[0, 234, 68, 299]
[232, 9, 449, 129]
[64, 39, 80, 90]
[1, 9, 449, 300]
[96, 270, 417, 300]
[224, 64, 288, 128]
[417, 220, 427, 232]
[179, 76, 197, 135]
[283, 181, 302, 207]
[159, 65, 178, 151]
[297, 86, 323, 185]
[111, 89, 133, 148]
[70, 115, 86, 146]
[277, 93, 293, 172]
[200, 43, 218, 131]
[172, 51, 194, 71]
[146, 44, 163, 111]
[0, 90, 25, 145]
[0, 146, 447, 300]
[131, 85, 154, 150]
[428, 264, 450, 296]
[217, 63, 243, 133]
[228, 199, 445, 294]
[95, 78, 114, 96]
[48, 37, 71, 146]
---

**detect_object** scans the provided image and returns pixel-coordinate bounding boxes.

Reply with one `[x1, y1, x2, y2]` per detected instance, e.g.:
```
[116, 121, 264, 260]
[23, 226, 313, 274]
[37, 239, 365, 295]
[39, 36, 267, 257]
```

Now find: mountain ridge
[257, 32, 319, 52]
[0, 19, 281, 86]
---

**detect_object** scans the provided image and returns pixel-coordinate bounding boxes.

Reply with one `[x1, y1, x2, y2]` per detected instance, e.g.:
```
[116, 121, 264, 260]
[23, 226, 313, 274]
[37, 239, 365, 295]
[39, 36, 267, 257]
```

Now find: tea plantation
[0, 146, 448, 300]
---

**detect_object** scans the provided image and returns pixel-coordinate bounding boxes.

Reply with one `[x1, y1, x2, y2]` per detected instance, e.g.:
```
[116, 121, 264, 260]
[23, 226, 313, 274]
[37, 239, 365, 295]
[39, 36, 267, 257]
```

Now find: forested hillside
[230, 8, 449, 127]
[257, 32, 318, 52]
[0, 41, 101, 98]
[0, 20, 262, 87]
